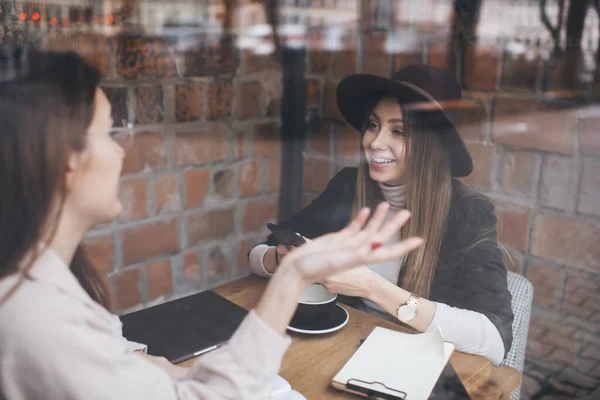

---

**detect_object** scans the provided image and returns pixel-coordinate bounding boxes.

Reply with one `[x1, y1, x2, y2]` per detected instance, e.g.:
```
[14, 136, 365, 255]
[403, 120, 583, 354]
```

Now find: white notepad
[332, 327, 455, 400]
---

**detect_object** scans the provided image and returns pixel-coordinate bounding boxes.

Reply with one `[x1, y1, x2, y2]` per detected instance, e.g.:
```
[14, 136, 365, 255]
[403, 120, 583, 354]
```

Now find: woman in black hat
[249, 65, 514, 366]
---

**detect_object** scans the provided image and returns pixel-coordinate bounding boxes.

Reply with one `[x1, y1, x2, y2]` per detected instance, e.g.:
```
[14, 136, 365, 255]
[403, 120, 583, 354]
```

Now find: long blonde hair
[353, 101, 453, 298]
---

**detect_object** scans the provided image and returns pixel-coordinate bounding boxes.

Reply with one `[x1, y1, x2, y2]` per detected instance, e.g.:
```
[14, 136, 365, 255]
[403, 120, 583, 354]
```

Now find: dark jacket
[264, 167, 514, 357]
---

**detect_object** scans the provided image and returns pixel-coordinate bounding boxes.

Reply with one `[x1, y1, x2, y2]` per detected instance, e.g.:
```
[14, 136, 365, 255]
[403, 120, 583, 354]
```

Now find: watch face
[398, 305, 416, 322]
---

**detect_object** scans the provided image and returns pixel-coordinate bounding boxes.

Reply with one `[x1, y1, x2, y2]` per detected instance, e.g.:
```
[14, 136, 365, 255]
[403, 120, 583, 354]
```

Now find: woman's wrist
[363, 271, 387, 303]
[367, 274, 410, 311]
[272, 261, 308, 294]
[254, 262, 308, 335]
[368, 277, 436, 332]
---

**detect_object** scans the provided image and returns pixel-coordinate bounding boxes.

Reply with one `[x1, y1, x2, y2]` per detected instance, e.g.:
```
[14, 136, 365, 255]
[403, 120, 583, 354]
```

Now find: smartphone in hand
[267, 223, 307, 248]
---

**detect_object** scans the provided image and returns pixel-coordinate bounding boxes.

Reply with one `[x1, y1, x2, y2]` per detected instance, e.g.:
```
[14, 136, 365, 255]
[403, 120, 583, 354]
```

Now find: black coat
[264, 167, 514, 357]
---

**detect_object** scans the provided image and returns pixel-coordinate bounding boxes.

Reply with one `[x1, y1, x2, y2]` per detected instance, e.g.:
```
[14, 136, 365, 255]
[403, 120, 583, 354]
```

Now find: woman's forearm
[139, 353, 190, 380]
[366, 275, 505, 364]
[423, 303, 505, 365]
[254, 265, 306, 335]
[366, 274, 436, 332]
[139, 262, 306, 382]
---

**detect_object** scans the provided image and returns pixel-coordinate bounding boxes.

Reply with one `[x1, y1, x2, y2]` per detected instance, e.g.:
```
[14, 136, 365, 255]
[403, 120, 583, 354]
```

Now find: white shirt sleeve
[425, 302, 506, 366]
[248, 244, 274, 277]
[3, 310, 290, 400]
[111, 314, 148, 354]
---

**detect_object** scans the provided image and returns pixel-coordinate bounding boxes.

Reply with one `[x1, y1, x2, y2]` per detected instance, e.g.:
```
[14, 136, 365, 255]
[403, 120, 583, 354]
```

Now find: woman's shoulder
[0, 274, 101, 345]
[329, 167, 358, 187]
[316, 167, 358, 202]
[0, 278, 67, 356]
[448, 179, 496, 231]
[450, 179, 494, 214]
[1, 277, 69, 322]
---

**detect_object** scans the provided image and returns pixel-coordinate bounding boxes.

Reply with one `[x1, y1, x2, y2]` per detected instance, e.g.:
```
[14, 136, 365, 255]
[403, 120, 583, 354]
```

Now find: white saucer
[287, 304, 349, 335]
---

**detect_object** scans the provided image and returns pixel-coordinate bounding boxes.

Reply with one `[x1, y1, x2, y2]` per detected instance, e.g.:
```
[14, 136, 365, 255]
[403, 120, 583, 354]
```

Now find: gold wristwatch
[396, 293, 420, 323]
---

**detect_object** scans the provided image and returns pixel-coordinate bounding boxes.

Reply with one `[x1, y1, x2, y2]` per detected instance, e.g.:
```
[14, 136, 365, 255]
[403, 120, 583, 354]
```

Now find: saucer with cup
[287, 284, 349, 335]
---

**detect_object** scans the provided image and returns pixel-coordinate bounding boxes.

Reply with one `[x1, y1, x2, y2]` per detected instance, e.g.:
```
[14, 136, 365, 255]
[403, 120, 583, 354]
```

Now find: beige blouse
[0, 249, 291, 399]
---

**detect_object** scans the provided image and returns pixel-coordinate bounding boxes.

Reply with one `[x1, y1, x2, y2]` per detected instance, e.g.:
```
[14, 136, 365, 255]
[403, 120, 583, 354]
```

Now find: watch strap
[406, 293, 420, 309]
[396, 293, 420, 317]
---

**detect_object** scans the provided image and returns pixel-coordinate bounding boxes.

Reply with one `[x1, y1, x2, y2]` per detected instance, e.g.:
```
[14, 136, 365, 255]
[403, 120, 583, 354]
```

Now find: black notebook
[120, 290, 248, 364]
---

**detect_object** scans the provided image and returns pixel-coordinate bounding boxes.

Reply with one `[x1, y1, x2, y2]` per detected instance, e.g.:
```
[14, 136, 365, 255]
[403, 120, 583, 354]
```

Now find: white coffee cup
[293, 285, 337, 323]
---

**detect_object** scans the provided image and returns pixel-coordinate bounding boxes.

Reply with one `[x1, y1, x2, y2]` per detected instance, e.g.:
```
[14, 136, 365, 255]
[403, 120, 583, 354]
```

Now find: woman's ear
[65, 152, 83, 191]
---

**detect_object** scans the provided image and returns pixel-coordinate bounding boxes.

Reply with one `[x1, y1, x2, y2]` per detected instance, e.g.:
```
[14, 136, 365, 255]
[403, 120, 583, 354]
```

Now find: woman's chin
[369, 170, 404, 186]
[112, 201, 123, 219]
[97, 201, 122, 225]
[369, 169, 390, 182]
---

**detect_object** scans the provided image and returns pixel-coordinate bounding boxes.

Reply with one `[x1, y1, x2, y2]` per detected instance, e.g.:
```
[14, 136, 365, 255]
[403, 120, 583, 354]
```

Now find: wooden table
[181, 276, 520, 399]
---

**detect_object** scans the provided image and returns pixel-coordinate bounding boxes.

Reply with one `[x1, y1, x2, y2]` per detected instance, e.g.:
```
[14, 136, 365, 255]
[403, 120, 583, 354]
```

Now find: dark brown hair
[353, 95, 453, 298]
[0, 46, 111, 310]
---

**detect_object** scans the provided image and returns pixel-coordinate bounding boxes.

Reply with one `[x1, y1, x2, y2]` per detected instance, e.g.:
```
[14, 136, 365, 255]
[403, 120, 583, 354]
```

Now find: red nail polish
[371, 242, 382, 251]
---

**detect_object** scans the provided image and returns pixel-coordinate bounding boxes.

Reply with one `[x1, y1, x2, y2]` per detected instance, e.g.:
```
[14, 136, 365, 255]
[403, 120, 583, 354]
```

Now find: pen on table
[193, 341, 226, 357]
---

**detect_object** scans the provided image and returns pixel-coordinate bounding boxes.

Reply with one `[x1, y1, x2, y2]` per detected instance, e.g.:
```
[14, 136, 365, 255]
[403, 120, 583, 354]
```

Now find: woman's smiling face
[361, 95, 407, 186]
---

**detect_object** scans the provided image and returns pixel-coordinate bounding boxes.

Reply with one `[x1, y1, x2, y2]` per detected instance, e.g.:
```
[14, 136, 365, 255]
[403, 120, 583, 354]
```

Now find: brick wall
[304, 33, 600, 399]
[40, 31, 283, 313]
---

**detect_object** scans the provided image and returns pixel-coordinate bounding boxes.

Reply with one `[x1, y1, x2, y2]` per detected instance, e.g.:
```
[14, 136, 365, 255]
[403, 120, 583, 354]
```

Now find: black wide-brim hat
[336, 64, 473, 177]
